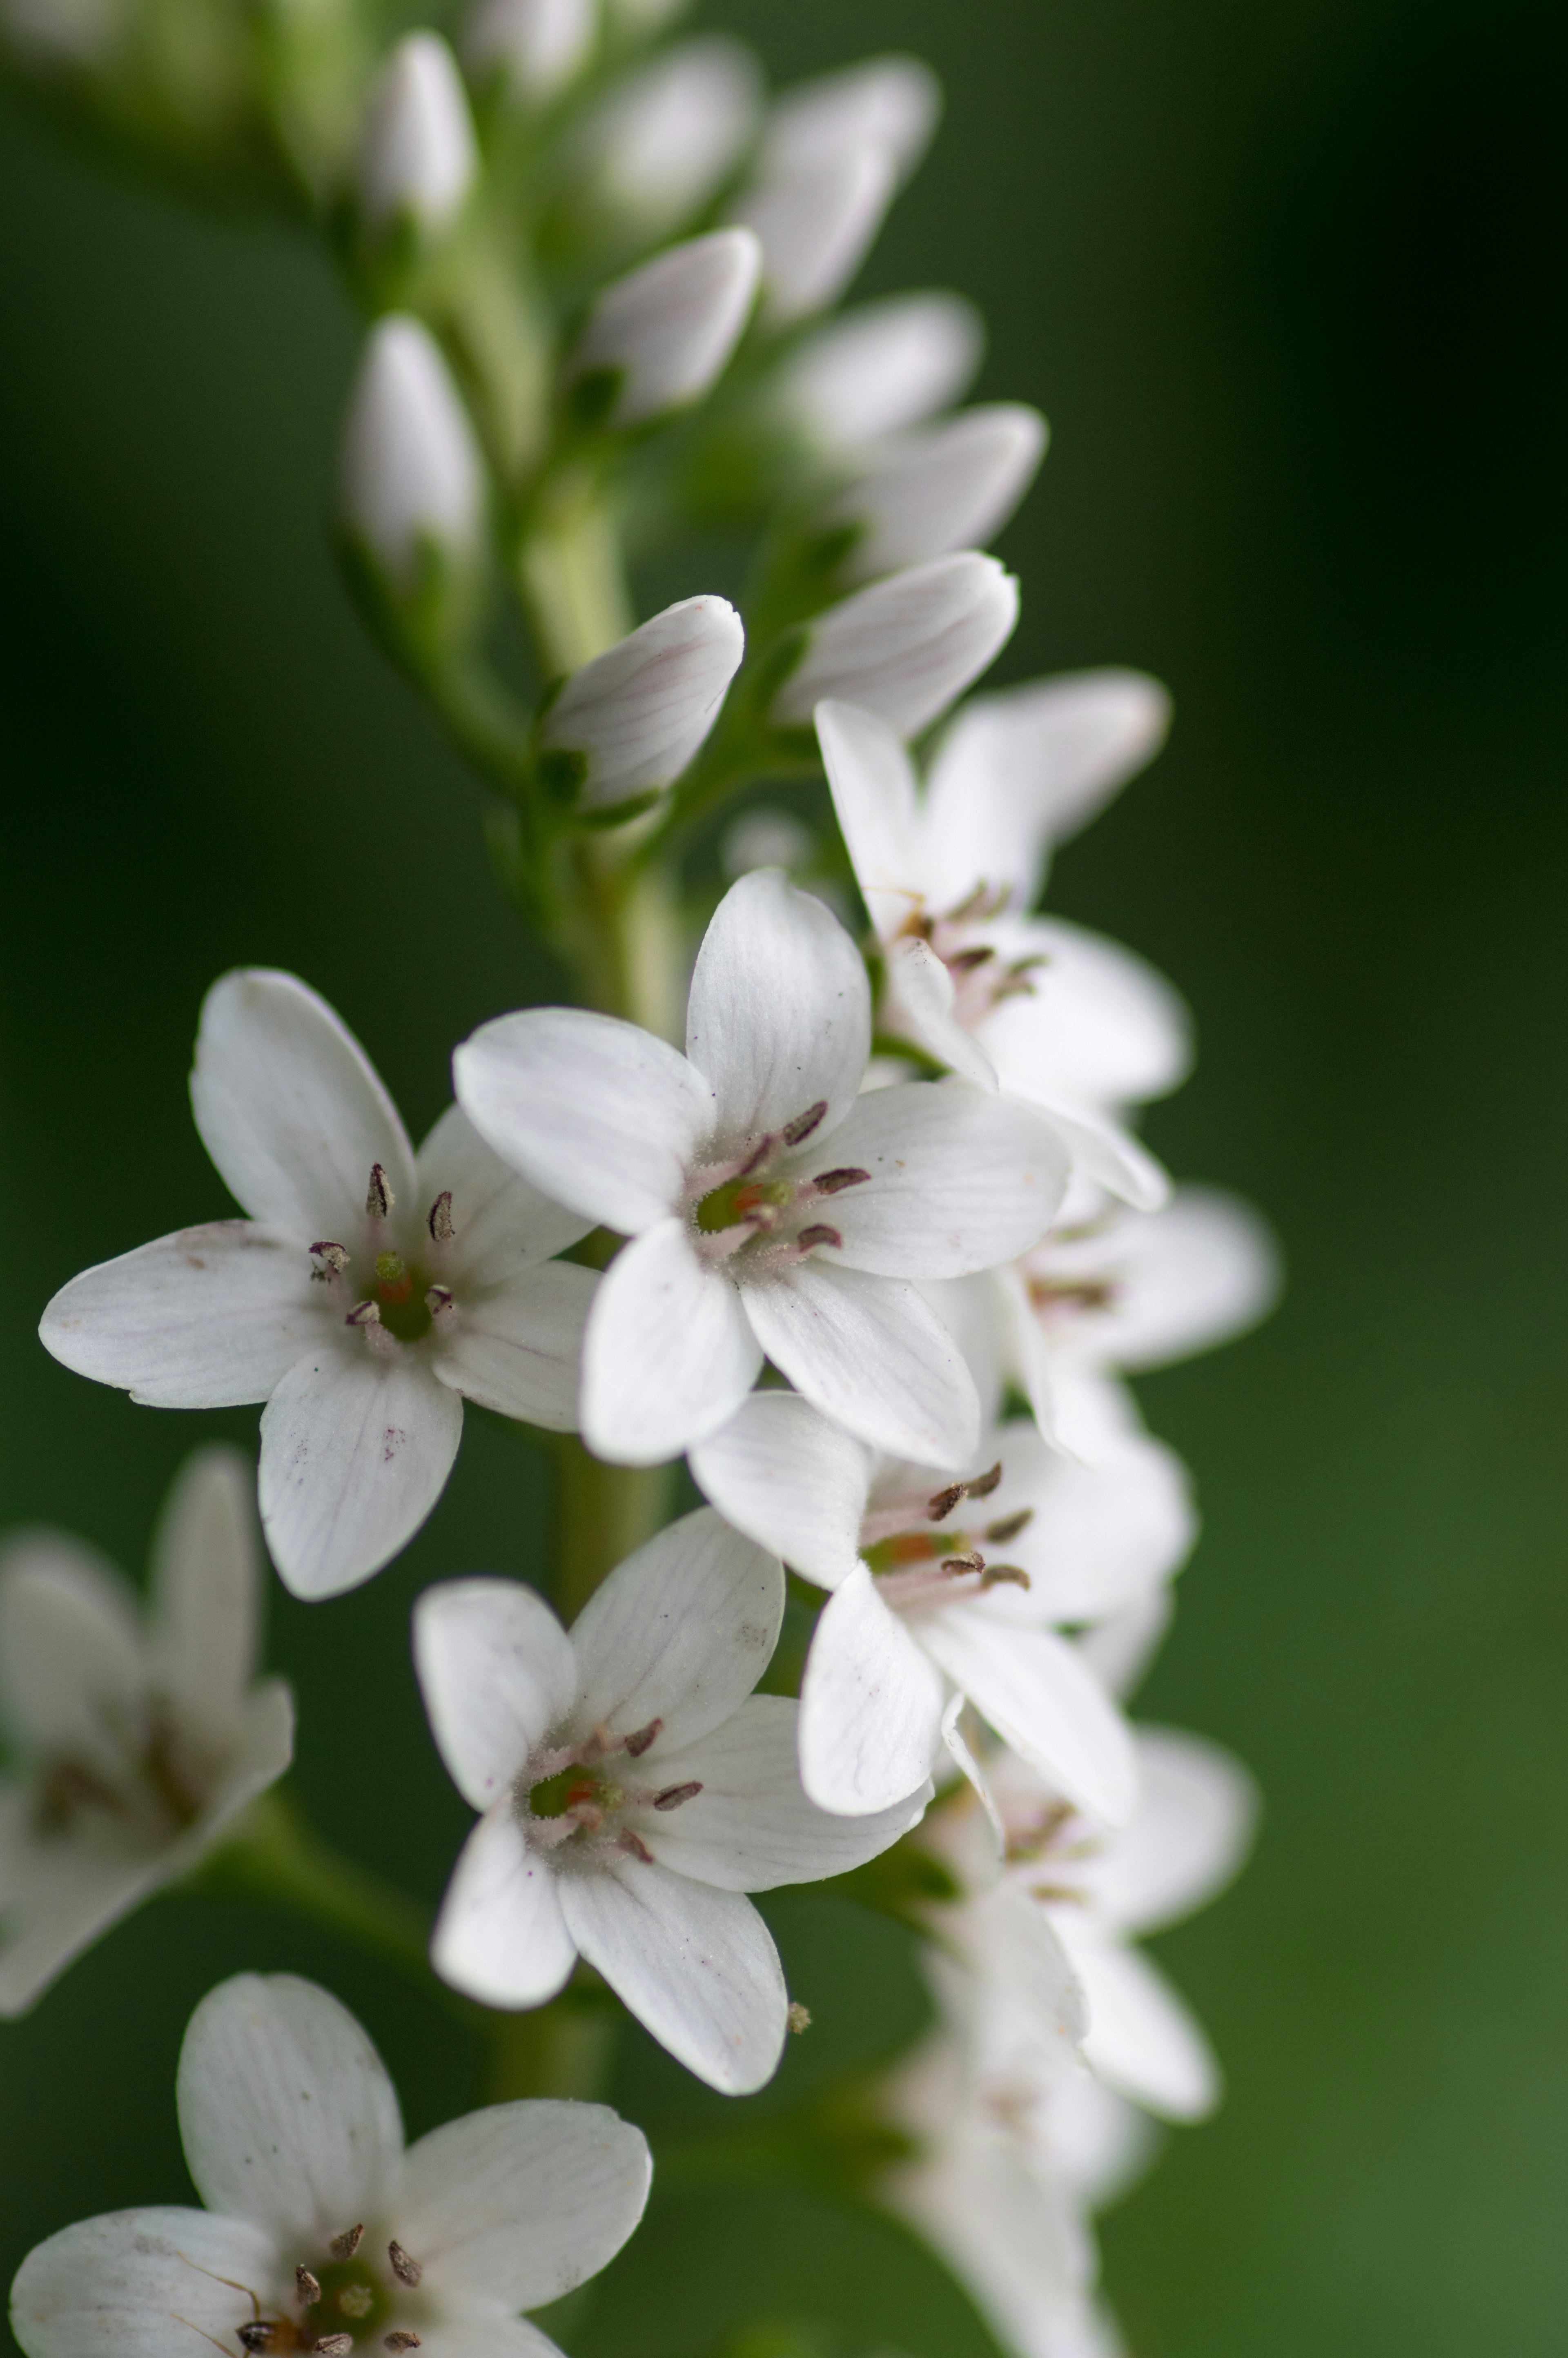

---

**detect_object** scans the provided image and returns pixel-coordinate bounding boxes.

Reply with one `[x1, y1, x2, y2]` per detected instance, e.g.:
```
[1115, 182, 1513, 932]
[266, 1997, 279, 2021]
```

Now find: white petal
[962, 1417, 1195, 1623]
[744, 1260, 979, 1468]
[1076, 1588, 1174, 1704]
[733, 142, 898, 327]
[814, 697, 921, 940]
[558, 1860, 786, 2095]
[454, 1006, 710, 1235]
[431, 1807, 578, 2008]
[922, 670, 1173, 912]
[415, 1102, 594, 1288]
[688, 1389, 870, 1590]
[359, 32, 477, 231]
[176, 1972, 404, 2242]
[149, 1446, 259, 1729]
[433, 1260, 596, 1431]
[938, 1690, 1006, 1854]
[0, 1788, 171, 2022]
[399, 2100, 650, 2312]
[415, 2323, 561, 2358]
[1089, 1726, 1259, 1935]
[414, 1578, 577, 1810]
[915, 1610, 1138, 1825]
[1059, 1927, 1220, 2121]
[192, 969, 415, 1234]
[39, 1224, 322, 1409]
[685, 869, 871, 1144]
[570, 230, 760, 427]
[774, 290, 982, 450]
[9, 2209, 279, 2358]
[341, 316, 485, 587]
[773, 554, 1018, 739]
[571, 37, 762, 235]
[835, 405, 1047, 583]
[978, 916, 1192, 1114]
[570, 1505, 781, 1751]
[0, 1539, 143, 1770]
[582, 1220, 760, 1465]
[798, 1567, 946, 1815]
[761, 56, 940, 181]
[258, 1340, 463, 1600]
[1042, 1104, 1171, 1214]
[542, 597, 745, 813]
[823, 1084, 1069, 1278]
[883, 937, 1000, 1091]
[1042, 1184, 1281, 1374]
[463, 0, 595, 100]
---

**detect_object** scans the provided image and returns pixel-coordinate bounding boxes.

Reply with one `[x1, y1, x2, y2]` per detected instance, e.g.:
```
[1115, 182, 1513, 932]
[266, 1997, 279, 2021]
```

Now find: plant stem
[486, 1979, 621, 2102]
[551, 1435, 672, 1623]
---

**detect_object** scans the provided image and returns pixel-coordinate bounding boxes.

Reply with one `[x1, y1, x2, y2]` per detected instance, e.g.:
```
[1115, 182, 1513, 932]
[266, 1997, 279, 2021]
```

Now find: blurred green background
[2, 0, 1567, 2352]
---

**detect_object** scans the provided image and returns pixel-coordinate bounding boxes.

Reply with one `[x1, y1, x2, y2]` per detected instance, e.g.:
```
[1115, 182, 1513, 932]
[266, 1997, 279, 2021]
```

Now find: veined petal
[833, 404, 1047, 583]
[258, 1341, 463, 1600]
[1056, 1926, 1220, 2121]
[541, 598, 745, 813]
[582, 1220, 761, 1465]
[771, 554, 1019, 740]
[568, 229, 760, 427]
[149, 1446, 259, 1732]
[9, 2208, 279, 2358]
[176, 1973, 404, 2244]
[411, 2323, 561, 2358]
[774, 289, 983, 450]
[0, 1539, 142, 1770]
[399, 2100, 650, 2314]
[40, 1225, 322, 1409]
[414, 1579, 577, 1810]
[815, 698, 921, 940]
[0, 1787, 178, 2021]
[1040, 1184, 1281, 1375]
[455, 1007, 710, 1235]
[191, 969, 414, 1234]
[884, 937, 1000, 1092]
[938, 1690, 1005, 1855]
[824, 1084, 1069, 1277]
[433, 1260, 596, 1431]
[1042, 1105, 1171, 1214]
[1090, 1726, 1259, 1936]
[744, 1261, 979, 1468]
[734, 141, 898, 327]
[570, 1506, 781, 1752]
[415, 1104, 594, 1289]
[688, 1389, 871, 1590]
[1076, 1588, 1174, 1705]
[685, 870, 870, 1145]
[432, 1807, 577, 2008]
[798, 1566, 946, 1815]
[979, 916, 1192, 1114]
[915, 1610, 1138, 1826]
[558, 1859, 786, 2095]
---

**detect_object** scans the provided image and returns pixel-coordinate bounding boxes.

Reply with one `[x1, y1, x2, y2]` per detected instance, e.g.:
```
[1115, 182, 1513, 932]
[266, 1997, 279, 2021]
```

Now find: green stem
[486, 1977, 621, 2102]
[517, 469, 634, 675]
[551, 1434, 672, 1623]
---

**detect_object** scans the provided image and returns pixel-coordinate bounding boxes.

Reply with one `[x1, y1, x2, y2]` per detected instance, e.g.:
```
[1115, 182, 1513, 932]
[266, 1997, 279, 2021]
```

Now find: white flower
[358, 33, 478, 235]
[568, 38, 762, 241]
[9, 1972, 651, 2358]
[816, 695, 1188, 1128]
[463, 0, 595, 102]
[341, 318, 486, 591]
[567, 231, 762, 428]
[771, 555, 1019, 739]
[691, 1384, 1182, 1821]
[771, 290, 984, 452]
[455, 869, 1071, 1468]
[539, 596, 746, 813]
[40, 971, 597, 1602]
[415, 1507, 928, 2093]
[0, 1450, 292, 2017]
[758, 55, 941, 183]
[825, 405, 1048, 583]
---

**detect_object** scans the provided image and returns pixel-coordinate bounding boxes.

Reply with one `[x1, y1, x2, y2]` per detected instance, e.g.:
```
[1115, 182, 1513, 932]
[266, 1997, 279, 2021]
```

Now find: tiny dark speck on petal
[383, 1425, 408, 1463]
[185, 1256, 207, 1269]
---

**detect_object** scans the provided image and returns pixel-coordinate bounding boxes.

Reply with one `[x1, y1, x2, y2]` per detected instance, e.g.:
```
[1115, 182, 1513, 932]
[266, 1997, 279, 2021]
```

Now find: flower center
[514, 1718, 703, 1866]
[897, 897, 1047, 1030]
[859, 1461, 1033, 1608]
[686, 1102, 869, 1267]
[231, 2228, 425, 2358]
[309, 1172, 458, 1349]
[32, 1697, 211, 1846]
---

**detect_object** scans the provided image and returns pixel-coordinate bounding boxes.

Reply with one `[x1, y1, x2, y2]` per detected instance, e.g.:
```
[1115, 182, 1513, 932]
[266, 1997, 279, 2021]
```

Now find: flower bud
[340, 316, 485, 589]
[771, 552, 1018, 740]
[0, 0, 118, 61]
[540, 595, 745, 813]
[828, 404, 1048, 582]
[759, 54, 940, 183]
[567, 229, 762, 428]
[463, 0, 594, 101]
[358, 33, 478, 235]
[731, 143, 898, 328]
[569, 38, 761, 241]
[773, 292, 984, 451]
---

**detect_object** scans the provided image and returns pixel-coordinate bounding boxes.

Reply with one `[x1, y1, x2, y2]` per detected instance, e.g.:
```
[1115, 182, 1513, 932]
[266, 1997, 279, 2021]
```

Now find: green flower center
[372, 1251, 434, 1345]
[695, 1176, 793, 1235]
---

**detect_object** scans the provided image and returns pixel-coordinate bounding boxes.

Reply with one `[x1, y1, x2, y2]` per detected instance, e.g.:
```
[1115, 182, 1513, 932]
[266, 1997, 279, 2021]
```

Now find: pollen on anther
[984, 1508, 1032, 1545]
[618, 1828, 655, 1863]
[385, 2338, 422, 2353]
[967, 1462, 1004, 1499]
[782, 1100, 829, 1146]
[238, 2326, 276, 2352]
[425, 1285, 454, 1315]
[427, 1191, 454, 1243]
[980, 1562, 1030, 1590]
[330, 2226, 365, 2262]
[310, 1242, 350, 1281]
[622, 1717, 664, 1757]
[296, 2268, 322, 2307]
[941, 1551, 985, 1576]
[387, 2244, 423, 2290]
[366, 1164, 394, 1221]
[653, 1780, 702, 1810]
[314, 2337, 355, 2356]
[811, 1167, 871, 1196]
[345, 1299, 383, 1327]
[795, 1223, 842, 1252]
[925, 1482, 966, 1523]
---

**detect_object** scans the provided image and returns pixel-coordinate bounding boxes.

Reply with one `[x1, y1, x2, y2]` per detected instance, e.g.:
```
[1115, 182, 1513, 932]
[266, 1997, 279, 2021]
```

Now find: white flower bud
[568, 229, 762, 427]
[463, 0, 594, 101]
[774, 292, 984, 450]
[731, 143, 898, 328]
[828, 405, 1048, 581]
[771, 552, 1018, 740]
[358, 32, 478, 234]
[1, 0, 118, 61]
[541, 595, 745, 811]
[570, 37, 762, 239]
[340, 316, 485, 588]
[760, 54, 940, 184]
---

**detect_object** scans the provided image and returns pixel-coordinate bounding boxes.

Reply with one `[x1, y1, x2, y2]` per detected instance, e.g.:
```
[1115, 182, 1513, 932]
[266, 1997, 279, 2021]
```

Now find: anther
[795, 1223, 842, 1252]
[786, 2002, 812, 2034]
[948, 945, 996, 973]
[427, 1190, 454, 1243]
[387, 2244, 423, 2290]
[967, 1462, 1004, 1500]
[653, 1781, 702, 1811]
[980, 1563, 1031, 1591]
[366, 1164, 394, 1220]
[310, 1242, 350, 1280]
[618, 1828, 655, 1863]
[330, 2226, 365, 2262]
[984, 1508, 1033, 1545]
[345, 1299, 382, 1327]
[811, 1167, 871, 1196]
[926, 1482, 966, 1523]
[782, 1100, 829, 1147]
[314, 2338, 354, 2355]
[941, 1552, 985, 1576]
[621, 1717, 663, 1757]
[425, 1286, 454, 1315]
[296, 2269, 322, 2308]
[238, 2327, 277, 2352]
[385, 2340, 422, 2353]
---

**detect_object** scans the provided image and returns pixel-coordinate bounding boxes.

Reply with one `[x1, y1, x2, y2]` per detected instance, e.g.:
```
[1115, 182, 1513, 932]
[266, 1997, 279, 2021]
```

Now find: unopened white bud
[541, 595, 744, 811]
[829, 404, 1048, 582]
[771, 552, 1018, 740]
[463, 0, 594, 100]
[568, 229, 761, 428]
[760, 54, 940, 185]
[341, 316, 485, 588]
[731, 143, 898, 328]
[359, 33, 478, 234]
[774, 292, 984, 451]
[571, 38, 761, 238]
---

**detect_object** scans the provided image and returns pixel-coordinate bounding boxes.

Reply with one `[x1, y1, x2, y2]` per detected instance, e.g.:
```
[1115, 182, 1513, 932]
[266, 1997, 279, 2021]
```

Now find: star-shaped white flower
[415, 1506, 929, 2095]
[455, 868, 1071, 1469]
[9, 1971, 651, 2358]
[40, 971, 598, 1601]
[691, 1384, 1182, 1822]
[0, 1448, 292, 2018]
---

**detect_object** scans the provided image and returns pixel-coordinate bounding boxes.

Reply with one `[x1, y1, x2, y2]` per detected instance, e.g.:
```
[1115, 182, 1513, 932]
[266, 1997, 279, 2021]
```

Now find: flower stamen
[365, 1165, 394, 1221]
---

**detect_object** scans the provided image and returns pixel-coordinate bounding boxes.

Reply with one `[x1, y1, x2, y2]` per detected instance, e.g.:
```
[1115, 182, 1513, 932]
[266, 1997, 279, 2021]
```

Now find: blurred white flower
[0, 0, 118, 62]
[773, 290, 984, 451]
[773, 554, 1019, 738]
[0, 1450, 292, 2017]
[10, 1973, 651, 2358]
[340, 316, 486, 590]
[721, 806, 815, 879]
[567, 229, 762, 428]
[40, 971, 597, 1601]
[463, 0, 595, 102]
[539, 595, 745, 812]
[568, 37, 762, 240]
[358, 32, 478, 234]
[416, 1507, 928, 2093]
[826, 405, 1048, 582]
[759, 55, 940, 182]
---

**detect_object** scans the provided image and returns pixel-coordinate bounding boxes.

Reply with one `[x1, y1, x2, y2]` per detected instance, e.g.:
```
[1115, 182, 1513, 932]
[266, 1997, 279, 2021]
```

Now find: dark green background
[2, 0, 1566, 2351]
